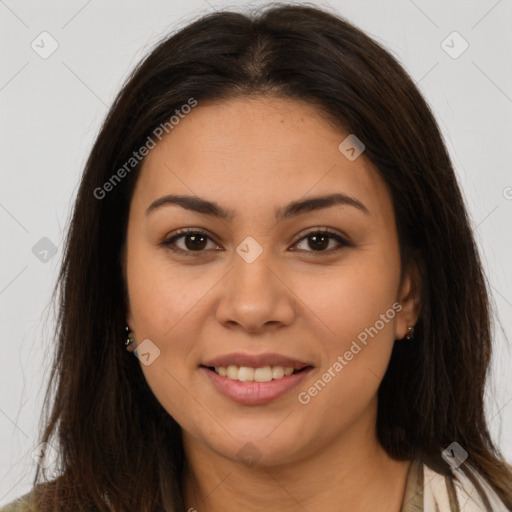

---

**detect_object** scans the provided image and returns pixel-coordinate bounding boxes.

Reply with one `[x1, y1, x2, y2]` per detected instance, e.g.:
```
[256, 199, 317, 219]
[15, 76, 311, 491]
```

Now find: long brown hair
[27, 3, 512, 510]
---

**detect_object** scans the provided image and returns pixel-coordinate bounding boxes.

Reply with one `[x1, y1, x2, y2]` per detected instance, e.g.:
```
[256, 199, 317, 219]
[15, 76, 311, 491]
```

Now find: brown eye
[180, 232, 208, 251]
[163, 229, 219, 255]
[293, 229, 350, 253]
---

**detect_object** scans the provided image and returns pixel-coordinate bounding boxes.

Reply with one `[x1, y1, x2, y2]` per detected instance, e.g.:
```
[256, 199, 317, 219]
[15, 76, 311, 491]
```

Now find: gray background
[1, 0, 511, 505]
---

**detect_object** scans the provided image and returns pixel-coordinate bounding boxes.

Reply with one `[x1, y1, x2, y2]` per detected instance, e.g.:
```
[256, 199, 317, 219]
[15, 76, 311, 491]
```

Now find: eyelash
[161, 227, 352, 257]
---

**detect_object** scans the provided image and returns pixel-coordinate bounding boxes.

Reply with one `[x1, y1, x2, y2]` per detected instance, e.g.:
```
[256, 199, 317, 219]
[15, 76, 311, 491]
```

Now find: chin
[200, 428, 311, 468]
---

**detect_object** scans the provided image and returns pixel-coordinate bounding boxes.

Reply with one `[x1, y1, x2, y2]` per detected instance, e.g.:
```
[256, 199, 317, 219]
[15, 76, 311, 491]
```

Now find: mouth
[199, 356, 315, 405]
[199, 352, 315, 404]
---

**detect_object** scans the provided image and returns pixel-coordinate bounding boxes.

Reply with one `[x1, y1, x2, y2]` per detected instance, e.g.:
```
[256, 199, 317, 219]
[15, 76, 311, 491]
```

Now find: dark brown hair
[23, 3, 512, 510]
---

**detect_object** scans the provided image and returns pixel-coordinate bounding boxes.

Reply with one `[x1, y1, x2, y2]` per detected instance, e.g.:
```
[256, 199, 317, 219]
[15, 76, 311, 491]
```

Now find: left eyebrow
[145, 192, 370, 220]
[276, 193, 370, 221]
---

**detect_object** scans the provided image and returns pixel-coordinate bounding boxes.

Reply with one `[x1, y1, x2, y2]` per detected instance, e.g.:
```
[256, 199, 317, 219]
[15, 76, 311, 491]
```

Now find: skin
[124, 96, 422, 512]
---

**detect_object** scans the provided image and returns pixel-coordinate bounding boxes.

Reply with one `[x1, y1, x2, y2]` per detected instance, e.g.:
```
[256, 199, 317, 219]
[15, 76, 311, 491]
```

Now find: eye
[161, 227, 351, 257]
[162, 229, 220, 256]
[292, 228, 351, 254]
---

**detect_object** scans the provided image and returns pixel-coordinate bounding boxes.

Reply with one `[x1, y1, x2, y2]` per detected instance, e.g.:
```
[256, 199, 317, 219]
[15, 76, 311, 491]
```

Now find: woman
[2, 3, 511, 511]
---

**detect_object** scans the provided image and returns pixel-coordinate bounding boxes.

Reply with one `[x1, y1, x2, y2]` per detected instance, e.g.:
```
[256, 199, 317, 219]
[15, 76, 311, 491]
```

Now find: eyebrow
[145, 192, 370, 221]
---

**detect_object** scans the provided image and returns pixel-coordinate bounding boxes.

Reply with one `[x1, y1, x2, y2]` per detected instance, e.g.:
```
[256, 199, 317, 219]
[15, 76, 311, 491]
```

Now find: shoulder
[0, 490, 37, 512]
[422, 461, 509, 512]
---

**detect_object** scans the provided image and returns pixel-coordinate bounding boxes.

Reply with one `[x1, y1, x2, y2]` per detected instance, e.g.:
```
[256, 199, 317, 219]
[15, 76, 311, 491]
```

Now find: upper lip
[201, 352, 314, 370]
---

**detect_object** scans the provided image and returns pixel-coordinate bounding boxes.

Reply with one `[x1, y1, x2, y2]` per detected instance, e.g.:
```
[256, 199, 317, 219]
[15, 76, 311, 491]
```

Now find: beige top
[400, 458, 428, 511]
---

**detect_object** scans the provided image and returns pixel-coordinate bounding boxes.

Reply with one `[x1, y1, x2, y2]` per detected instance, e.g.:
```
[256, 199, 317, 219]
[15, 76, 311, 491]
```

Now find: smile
[200, 365, 314, 405]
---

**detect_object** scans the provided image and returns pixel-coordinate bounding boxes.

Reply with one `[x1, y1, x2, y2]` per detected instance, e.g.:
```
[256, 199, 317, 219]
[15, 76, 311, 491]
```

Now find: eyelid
[161, 226, 352, 255]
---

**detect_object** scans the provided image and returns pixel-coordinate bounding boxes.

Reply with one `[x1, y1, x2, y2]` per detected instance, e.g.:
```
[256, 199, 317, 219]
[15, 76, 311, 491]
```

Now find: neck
[180, 403, 411, 512]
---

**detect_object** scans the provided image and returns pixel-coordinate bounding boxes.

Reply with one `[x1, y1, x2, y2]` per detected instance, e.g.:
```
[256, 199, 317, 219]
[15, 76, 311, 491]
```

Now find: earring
[125, 324, 135, 350]
[404, 325, 415, 340]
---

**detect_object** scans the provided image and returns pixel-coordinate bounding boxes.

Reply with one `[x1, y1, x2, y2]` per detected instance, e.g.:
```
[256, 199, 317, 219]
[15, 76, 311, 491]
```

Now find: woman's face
[124, 96, 419, 466]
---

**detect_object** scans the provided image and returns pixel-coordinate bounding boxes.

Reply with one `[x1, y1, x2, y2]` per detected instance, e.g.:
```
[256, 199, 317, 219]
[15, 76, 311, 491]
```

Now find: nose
[215, 247, 296, 334]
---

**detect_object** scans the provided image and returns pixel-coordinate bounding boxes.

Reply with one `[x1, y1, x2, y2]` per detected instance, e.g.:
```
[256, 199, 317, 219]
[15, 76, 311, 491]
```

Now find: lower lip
[200, 366, 314, 405]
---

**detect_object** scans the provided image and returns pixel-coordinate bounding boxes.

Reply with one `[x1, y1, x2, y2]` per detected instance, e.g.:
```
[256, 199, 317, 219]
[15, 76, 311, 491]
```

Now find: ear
[121, 240, 135, 333]
[125, 305, 136, 353]
[126, 308, 134, 331]
[395, 257, 422, 340]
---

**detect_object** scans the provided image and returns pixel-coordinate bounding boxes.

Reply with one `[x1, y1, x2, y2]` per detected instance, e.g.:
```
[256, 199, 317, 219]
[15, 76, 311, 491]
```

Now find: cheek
[294, 282, 399, 440]
[305, 254, 400, 343]
[125, 247, 208, 425]
[301, 252, 400, 397]
[125, 244, 221, 415]
[126, 241, 211, 341]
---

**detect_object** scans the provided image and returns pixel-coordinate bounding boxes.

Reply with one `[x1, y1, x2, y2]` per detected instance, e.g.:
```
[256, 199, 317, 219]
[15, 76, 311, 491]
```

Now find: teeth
[214, 364, 297, 382]
[272, 366, 284, 379]
[238, 366, 254, 382]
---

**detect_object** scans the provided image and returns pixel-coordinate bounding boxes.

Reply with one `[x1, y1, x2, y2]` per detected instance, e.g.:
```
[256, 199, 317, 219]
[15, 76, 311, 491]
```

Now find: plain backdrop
[1, 0, 511, 505]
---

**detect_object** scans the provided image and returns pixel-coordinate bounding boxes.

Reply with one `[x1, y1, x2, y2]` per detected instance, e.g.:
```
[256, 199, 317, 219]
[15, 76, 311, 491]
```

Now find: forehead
[132, 96, 393, 225]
